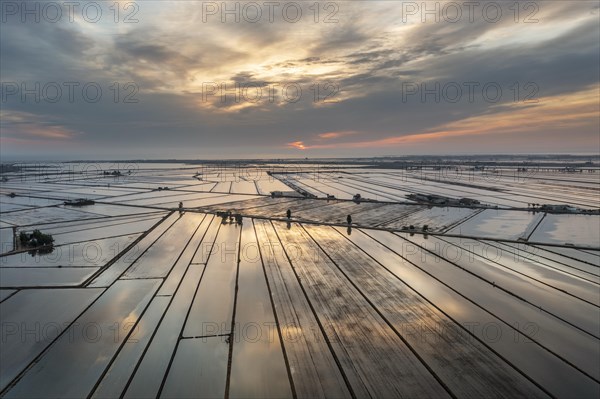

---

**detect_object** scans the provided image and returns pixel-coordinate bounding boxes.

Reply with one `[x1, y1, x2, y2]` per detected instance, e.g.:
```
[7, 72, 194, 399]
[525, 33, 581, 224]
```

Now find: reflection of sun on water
[280, 324, 303, 342]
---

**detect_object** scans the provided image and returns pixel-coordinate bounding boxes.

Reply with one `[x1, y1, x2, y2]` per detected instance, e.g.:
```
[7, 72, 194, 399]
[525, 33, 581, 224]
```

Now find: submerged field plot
[0, 162, 599, 398]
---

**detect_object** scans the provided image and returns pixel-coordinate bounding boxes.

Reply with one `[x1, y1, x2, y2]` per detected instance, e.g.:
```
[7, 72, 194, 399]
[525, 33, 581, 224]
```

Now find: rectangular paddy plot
[0, 162, 598, 398]
[447, 209, 544, 240]
[530, 214, 600, 247]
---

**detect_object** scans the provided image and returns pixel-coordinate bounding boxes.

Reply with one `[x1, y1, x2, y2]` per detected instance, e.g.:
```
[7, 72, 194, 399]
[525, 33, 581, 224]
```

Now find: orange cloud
[22, 125, 77, 139]
[286, 131, 357, 150]
[287, 141, 307, 150]
[1, 111, 80, 140]
[285, 84, 599, 150]
[318, 131, 357, 140]
[358, 86, 599, 147]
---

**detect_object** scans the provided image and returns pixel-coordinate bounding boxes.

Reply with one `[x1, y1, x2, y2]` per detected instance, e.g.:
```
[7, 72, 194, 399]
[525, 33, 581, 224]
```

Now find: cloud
[287, 141, 307, 150]
[0, 110, 83, 156]
[287, 84, 600, 151]
[0, 110, 81, 139]
[1, 1, 598, 158]
[318, 131, 357, 140]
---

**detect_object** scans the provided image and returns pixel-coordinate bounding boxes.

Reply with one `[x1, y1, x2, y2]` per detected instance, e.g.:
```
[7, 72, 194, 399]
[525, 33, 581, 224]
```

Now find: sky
[1, 0, 599, 160]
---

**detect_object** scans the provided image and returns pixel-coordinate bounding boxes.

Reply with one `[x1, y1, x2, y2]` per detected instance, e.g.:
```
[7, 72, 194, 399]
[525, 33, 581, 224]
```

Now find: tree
[31, 230, 54, 246]
[19, 229, 54, 248]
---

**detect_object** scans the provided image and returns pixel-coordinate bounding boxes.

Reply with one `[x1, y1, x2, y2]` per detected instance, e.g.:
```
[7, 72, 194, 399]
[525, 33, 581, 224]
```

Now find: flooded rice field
[0, 162, 598, 398]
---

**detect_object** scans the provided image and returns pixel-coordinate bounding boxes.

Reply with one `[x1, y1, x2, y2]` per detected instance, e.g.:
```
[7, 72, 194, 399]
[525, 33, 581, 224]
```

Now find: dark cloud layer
[1, 1, 598, 159]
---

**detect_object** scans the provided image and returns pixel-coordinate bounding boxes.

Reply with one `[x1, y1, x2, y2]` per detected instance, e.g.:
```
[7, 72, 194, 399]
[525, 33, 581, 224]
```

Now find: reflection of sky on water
[92, 296, 170, 399]
[0, 234, 139, 267]
[345, 228, 599, 397]
[4, 280, 159, 398]
[531, 215, 600, 248]
[0, 164, 598, 398]
[228, 222, 292, 398]
[449, 209, 540, 239]
[0, 288, 103, 391]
